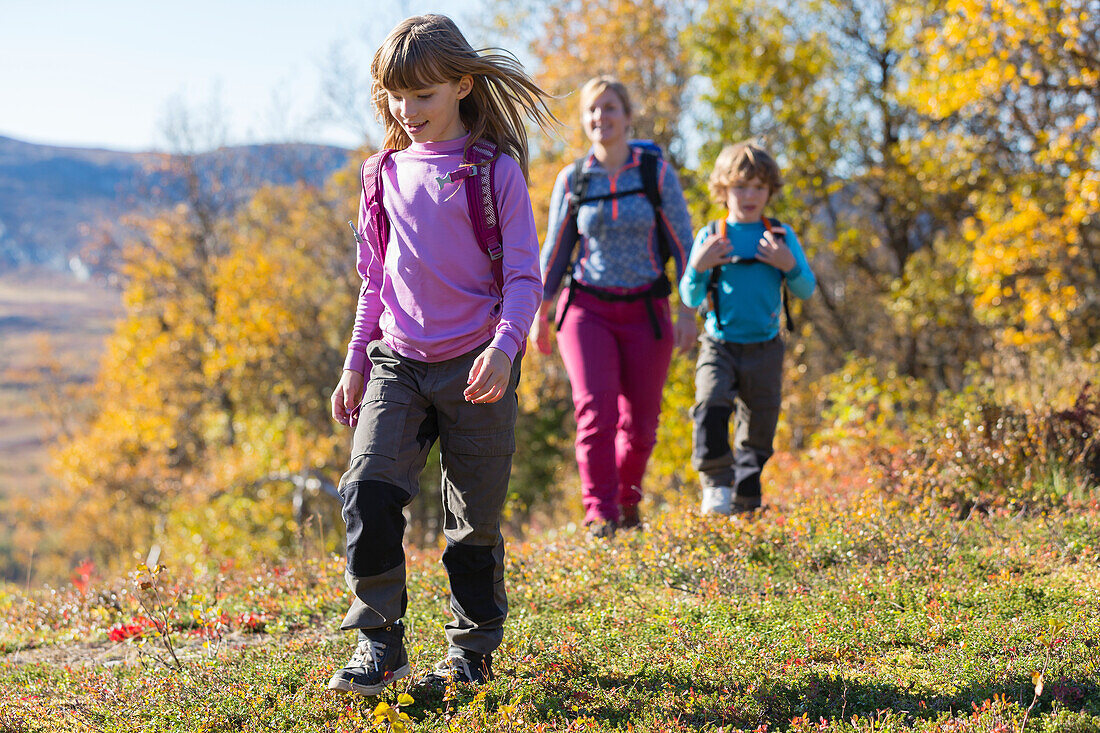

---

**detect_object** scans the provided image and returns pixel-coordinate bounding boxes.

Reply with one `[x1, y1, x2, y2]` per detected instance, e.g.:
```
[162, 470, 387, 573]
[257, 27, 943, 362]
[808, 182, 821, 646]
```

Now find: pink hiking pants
[555, 286, 674, 525]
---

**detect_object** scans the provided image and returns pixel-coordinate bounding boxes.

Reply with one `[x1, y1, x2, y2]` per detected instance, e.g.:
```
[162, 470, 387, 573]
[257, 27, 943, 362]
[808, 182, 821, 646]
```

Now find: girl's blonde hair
[578, 76, 633, 119]
[371, 14, 556, 180]
[708, 141, 783, 204]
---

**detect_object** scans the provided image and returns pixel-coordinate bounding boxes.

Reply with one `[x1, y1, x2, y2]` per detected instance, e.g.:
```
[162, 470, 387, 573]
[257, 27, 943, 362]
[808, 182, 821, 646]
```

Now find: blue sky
[1, 0, 483, 152]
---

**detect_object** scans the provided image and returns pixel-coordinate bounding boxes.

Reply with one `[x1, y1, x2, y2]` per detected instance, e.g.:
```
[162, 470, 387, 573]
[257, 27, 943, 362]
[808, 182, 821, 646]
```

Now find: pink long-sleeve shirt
[343, 135, 542, 374]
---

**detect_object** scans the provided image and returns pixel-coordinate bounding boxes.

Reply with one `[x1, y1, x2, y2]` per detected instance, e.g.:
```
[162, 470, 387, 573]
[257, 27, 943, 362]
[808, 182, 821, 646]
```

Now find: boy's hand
[465, 347, 512, 404]
[756, 230, 796, 273]
[331, 369, 365, 426]
[689, 231, 733, 273]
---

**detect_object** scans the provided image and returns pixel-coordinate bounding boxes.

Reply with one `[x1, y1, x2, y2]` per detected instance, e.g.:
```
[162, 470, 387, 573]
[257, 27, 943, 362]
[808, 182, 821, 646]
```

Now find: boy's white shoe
[701, 486, 734, 515]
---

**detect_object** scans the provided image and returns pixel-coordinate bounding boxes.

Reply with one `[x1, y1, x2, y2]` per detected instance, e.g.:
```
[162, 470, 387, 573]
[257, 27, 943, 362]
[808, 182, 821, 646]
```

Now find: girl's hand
[688, 231, 733, 273]
[756, 229, 796, 272]
[465, 347, 512, 404]
[331, 369, 365, 426]
[529, 313, 553, 355]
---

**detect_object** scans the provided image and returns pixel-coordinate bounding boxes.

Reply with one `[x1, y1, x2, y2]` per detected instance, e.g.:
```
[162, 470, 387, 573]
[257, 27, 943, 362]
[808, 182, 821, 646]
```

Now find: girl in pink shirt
[327, 14, 554, 696]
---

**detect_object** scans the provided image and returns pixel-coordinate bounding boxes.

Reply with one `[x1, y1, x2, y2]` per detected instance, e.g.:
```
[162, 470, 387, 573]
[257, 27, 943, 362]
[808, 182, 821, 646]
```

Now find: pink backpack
[355, 139, 504, 298]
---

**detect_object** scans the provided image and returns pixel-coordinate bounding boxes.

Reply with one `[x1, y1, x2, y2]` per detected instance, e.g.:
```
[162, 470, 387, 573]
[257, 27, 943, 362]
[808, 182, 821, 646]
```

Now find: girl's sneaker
[327, 622, 410, 696]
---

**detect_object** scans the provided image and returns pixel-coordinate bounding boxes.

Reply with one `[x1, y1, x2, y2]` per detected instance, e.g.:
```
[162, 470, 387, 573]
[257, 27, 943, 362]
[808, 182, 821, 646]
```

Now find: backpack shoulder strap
[639, 151, 671, 265]
[639, 151, 662, 213]
[463, 140, 504, 298]
[566, 156, 590, 221]
[761, 215, 786, 239]
[705, 220, 725, 290]
[558, 156, 589, 295]
[704, 220, 728, 330]
[760, 215, 794, 333]
[361, 149, 396, 263]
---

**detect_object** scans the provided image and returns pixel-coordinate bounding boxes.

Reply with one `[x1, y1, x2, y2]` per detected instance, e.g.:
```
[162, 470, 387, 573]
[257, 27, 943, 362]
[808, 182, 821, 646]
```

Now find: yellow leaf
[1032, 671, 1044, 696]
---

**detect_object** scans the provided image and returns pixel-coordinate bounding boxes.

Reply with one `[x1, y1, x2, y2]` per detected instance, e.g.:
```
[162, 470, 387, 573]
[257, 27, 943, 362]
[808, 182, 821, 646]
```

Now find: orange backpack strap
[761, 214, 786, 240]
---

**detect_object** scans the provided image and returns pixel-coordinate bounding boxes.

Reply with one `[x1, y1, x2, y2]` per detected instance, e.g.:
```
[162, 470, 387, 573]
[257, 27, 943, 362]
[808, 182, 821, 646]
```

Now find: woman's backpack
[555, 140, 675, 338]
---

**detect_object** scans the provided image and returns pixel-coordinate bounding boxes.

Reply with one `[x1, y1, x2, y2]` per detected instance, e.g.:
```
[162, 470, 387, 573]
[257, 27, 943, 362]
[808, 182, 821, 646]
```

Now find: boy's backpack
[355, 139, 504, 299]
[555, 140, 674, 338]
[704, 215, 794, 334]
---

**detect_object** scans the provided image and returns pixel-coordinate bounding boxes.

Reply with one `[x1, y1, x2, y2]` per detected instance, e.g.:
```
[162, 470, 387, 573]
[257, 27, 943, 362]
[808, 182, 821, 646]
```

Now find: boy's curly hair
[708, 141, 783, 204]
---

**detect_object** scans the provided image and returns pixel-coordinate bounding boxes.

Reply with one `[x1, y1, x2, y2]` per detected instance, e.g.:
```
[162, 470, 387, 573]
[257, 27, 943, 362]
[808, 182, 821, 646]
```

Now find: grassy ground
[1, 454, 1098, 732]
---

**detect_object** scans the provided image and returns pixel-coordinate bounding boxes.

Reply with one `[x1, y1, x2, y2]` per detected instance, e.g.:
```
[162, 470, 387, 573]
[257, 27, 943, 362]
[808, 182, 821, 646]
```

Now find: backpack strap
[638, 151, 670, 265]
[566, 156, 591, 221]
[705, 220, 726, 331]
[703, 216, 795, 335]
[761, 215, 794, 334]
[463, 140, 504, 300]
[360, 149, 397, 265]
[556, 150, 672, 338]
[569, 150, 669, 264]
[555, 156, 590, 332]
[360, 144, 504, 301]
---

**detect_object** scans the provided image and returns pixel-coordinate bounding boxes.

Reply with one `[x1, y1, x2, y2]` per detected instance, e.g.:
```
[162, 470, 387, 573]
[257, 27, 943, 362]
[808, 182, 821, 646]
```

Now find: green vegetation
[3, 444, 1098, 731]
[2, 1, 1098, 729]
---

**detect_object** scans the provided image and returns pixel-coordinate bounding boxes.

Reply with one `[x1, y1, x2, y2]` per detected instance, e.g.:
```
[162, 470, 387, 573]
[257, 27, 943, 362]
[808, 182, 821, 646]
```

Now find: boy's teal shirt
[679, 219, 816, 343]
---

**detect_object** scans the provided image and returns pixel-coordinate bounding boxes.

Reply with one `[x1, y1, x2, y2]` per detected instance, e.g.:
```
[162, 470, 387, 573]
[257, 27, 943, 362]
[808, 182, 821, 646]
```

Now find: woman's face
[581, 88, 630, 147]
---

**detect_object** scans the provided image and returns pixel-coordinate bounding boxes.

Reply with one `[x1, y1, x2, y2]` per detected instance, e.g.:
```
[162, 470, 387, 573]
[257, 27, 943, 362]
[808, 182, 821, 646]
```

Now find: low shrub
[874, 382, 1099, 514]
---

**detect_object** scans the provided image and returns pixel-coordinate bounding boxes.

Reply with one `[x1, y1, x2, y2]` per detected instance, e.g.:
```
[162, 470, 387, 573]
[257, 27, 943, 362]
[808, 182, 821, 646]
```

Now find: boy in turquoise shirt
[679, 141, 816, 514]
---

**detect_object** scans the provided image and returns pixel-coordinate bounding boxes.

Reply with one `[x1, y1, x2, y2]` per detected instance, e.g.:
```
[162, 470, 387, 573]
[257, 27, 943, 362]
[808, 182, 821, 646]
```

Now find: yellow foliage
[38, 168, 363, 575]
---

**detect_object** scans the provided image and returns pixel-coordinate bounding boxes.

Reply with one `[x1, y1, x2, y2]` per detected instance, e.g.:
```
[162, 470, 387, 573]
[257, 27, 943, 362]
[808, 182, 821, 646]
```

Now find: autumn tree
[30, 152, 362, 575]
[907, 0, 1100, 362]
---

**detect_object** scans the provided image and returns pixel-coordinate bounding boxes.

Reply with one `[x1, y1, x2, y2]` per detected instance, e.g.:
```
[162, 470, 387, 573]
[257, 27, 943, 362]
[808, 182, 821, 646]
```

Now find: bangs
[732, 149, 767, 182]
[733, 159, 770, 183]
[376, 32, 455, 92]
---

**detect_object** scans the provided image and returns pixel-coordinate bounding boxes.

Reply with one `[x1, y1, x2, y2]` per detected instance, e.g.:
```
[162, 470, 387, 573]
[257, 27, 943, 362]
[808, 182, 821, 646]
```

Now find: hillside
[0, 135, 352, 268]
[1, 468, 1098, 732]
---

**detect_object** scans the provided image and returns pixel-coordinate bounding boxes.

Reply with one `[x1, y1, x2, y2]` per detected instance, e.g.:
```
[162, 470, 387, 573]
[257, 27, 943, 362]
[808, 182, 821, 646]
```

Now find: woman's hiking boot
[585, 519, 617, 539]
[327, 622, 410, 696]
[620, 504, 642, 529]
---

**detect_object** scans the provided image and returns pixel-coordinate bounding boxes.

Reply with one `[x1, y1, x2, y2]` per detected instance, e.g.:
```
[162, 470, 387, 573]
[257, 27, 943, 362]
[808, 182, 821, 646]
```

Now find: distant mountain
[0, 136, 354, 270]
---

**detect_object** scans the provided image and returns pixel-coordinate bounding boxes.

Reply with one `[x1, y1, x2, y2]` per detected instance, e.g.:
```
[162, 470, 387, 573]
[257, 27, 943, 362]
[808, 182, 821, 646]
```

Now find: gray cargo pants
[337, 340, 519, 657]
[690, 334, 784, 503]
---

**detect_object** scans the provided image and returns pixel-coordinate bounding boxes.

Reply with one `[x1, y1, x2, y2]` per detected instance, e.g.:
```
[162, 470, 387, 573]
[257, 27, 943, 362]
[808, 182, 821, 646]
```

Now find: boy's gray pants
[691, 334, 784, 503]
[338, 340, 519, 657]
